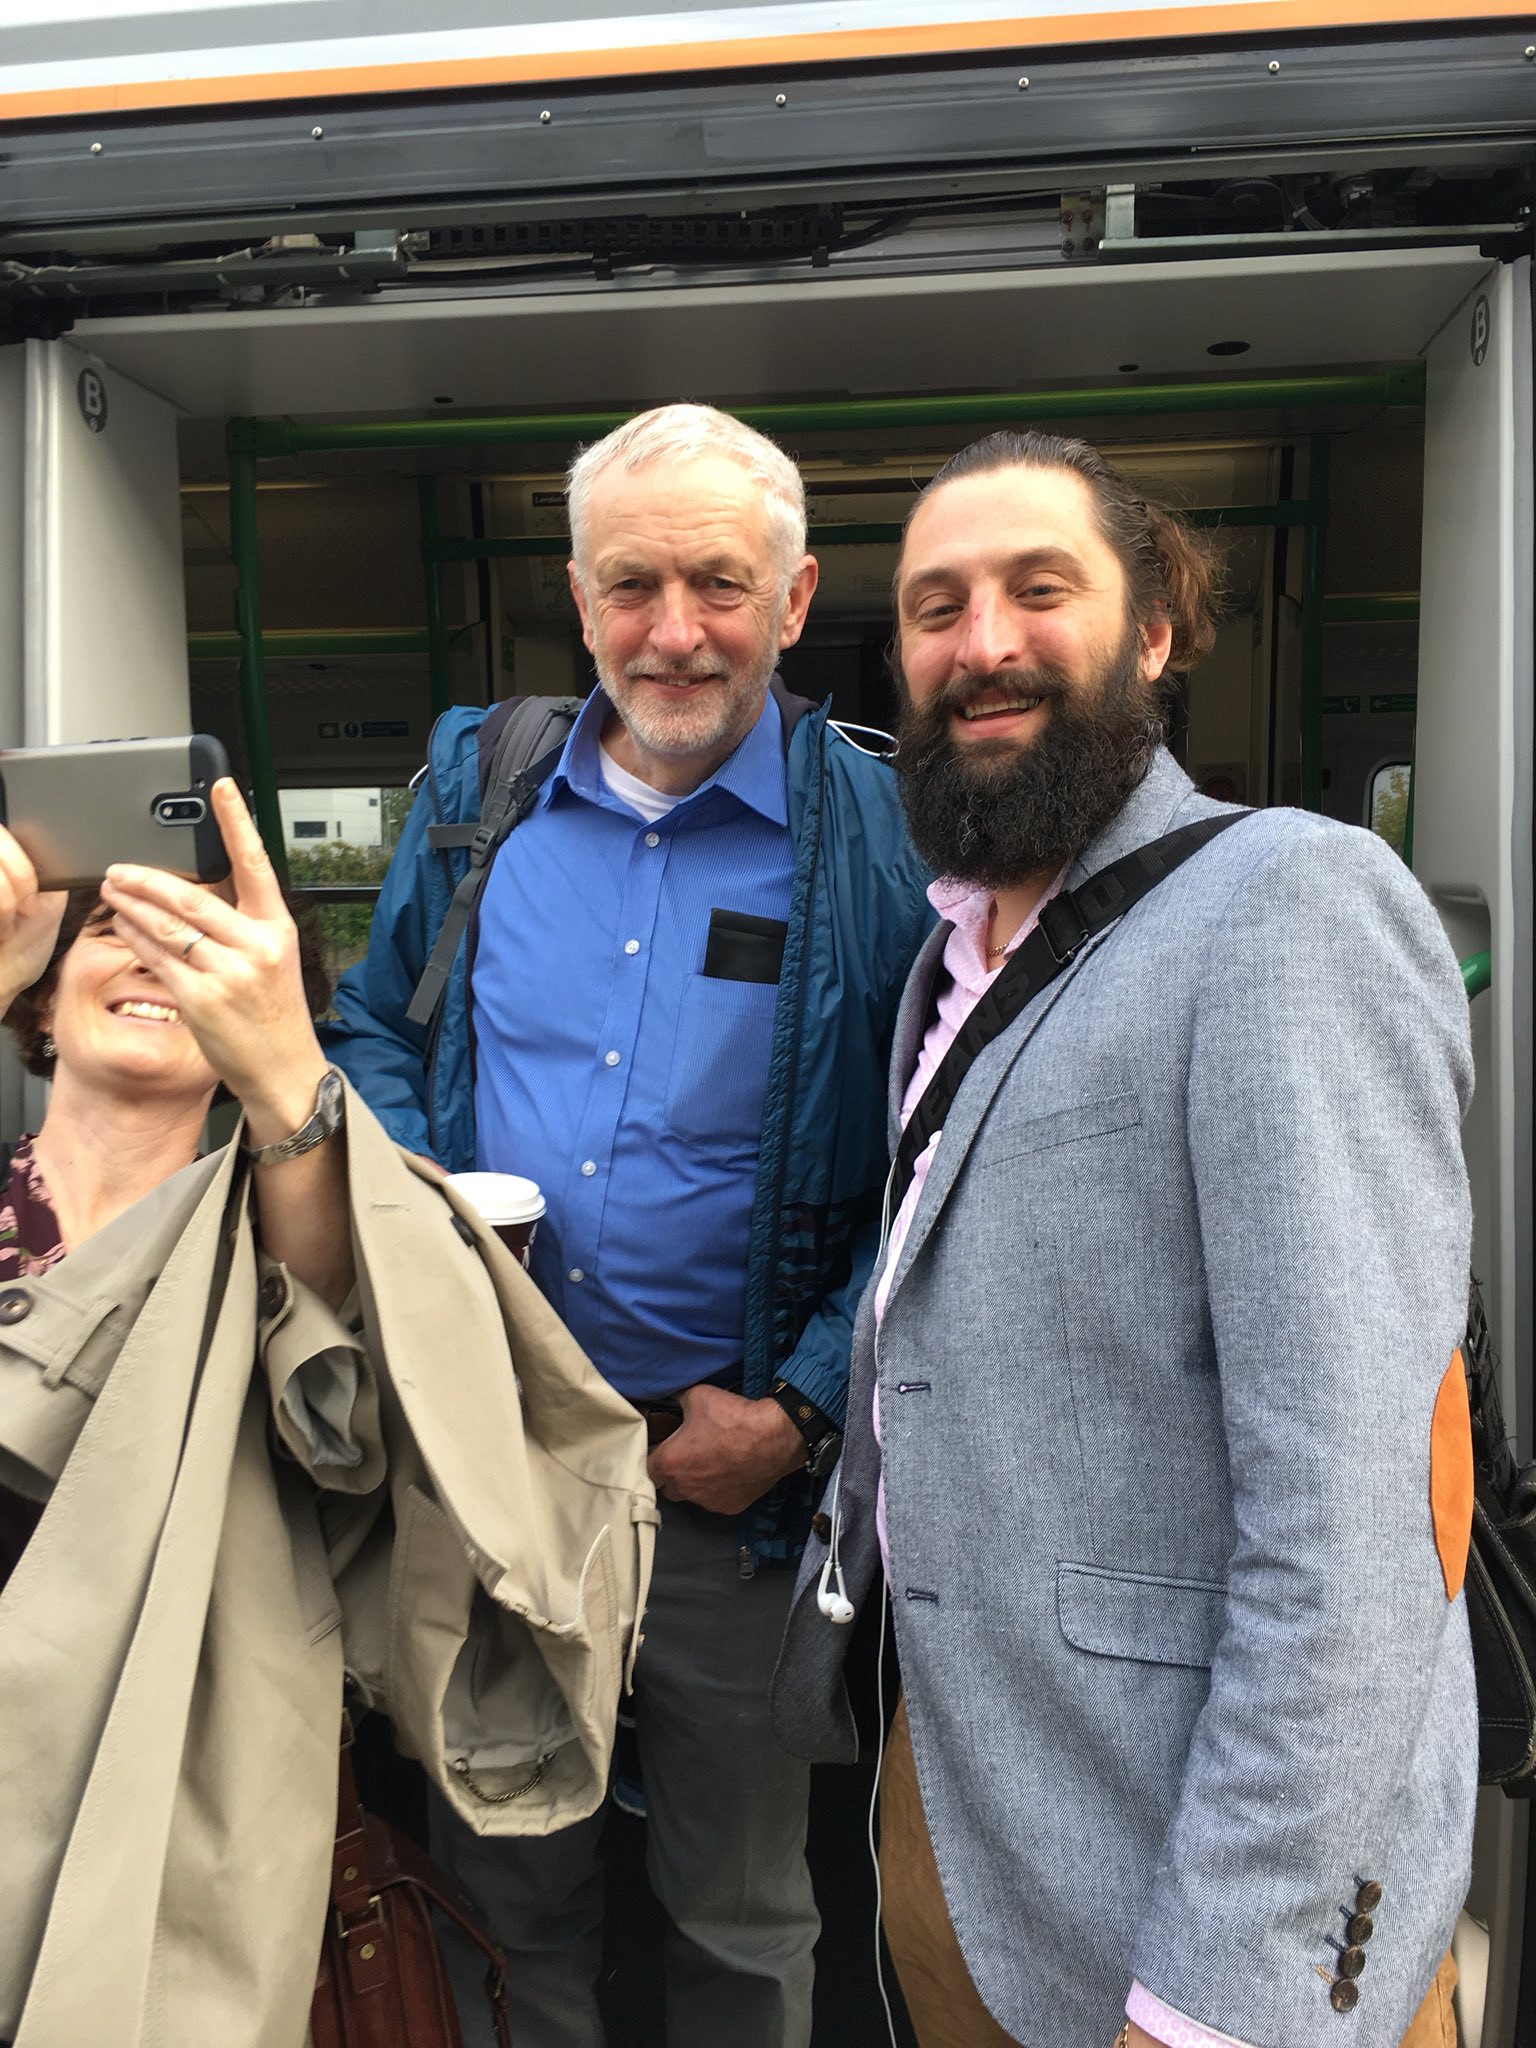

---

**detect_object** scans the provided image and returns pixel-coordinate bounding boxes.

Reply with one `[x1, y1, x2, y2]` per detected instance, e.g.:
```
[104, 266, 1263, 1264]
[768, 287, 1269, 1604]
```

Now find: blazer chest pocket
[983, 1091, 1141, 1164]
[1057, 1561, 1227, 1671]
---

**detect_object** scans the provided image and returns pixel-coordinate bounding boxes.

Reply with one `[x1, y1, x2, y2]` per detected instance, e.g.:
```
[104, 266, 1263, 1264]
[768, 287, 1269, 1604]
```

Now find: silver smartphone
[0, 735, 233, 890]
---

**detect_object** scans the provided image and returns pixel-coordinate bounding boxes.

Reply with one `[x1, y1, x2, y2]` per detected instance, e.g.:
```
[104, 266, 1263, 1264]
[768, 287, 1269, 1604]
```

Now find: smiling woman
[0, 808, 333, 1277]
[0, 778, 346, 1586]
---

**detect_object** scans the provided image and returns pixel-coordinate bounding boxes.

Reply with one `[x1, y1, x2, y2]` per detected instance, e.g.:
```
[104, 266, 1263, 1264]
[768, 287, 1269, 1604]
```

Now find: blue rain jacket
[323, 690, 933, 1552]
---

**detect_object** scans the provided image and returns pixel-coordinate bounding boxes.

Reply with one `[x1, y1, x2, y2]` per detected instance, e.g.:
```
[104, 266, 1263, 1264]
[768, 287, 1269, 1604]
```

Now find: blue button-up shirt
[471, 688, 795, 1402]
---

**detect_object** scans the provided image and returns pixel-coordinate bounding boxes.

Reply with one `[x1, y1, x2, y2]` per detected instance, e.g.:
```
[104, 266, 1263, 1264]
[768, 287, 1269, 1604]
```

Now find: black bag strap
[1465, 1277, 1520, 1510]
[889, 812, 1247, 1217]
[405, 695, 580, 1032]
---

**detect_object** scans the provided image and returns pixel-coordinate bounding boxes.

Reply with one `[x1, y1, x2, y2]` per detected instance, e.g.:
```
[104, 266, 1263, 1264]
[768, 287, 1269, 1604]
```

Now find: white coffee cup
[446, 1172, 546, 1267]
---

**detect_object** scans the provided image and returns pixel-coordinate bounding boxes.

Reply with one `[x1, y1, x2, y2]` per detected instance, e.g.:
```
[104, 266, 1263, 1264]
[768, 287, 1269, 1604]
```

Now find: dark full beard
[892, 631, 1165, 889]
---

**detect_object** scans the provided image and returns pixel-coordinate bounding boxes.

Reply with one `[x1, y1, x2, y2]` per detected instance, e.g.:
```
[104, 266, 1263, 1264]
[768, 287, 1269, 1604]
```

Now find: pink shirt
[872, 869, 1064, 1559]
[872, 874, 1253, 2048]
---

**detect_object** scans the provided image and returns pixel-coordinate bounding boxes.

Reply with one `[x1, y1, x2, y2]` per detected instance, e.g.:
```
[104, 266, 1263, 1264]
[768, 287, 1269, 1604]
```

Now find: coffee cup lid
[445, 1171, 547, 1226]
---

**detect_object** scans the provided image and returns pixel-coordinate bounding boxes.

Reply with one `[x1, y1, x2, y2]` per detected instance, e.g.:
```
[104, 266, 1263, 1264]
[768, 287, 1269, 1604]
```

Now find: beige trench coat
[0, 1081, 655, 2048]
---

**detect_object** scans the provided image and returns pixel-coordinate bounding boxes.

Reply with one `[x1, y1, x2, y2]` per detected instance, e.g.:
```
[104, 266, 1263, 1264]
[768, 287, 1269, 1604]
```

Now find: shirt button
[581, 1159, 597, 1177]
[644, 831, 660, 848]
[624, 939, 640, 955]
[568, 1267, 585, 1284]
[604, 1050, 621, 1068]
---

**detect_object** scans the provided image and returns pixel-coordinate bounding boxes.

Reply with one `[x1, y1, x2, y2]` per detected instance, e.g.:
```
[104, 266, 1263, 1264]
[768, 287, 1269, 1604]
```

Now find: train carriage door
[17, 339, 190, 745]
[1413, 253, 1535, 2048]
[0, 336, 190, 1134]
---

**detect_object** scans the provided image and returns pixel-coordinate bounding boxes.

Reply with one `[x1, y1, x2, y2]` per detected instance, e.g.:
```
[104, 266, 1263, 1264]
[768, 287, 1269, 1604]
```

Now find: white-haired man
[326, 404, 933, 2047]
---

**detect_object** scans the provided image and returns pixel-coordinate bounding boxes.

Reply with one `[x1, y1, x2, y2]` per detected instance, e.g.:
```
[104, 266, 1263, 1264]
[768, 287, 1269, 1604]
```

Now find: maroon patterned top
[0, 1133, 67, 1283]
[0, 1135, 63, 1587]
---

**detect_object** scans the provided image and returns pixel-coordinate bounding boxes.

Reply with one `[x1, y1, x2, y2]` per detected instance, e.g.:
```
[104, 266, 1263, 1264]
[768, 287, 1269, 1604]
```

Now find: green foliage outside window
[287, 786, 413, 984]
[1370, 764, 1411, 859]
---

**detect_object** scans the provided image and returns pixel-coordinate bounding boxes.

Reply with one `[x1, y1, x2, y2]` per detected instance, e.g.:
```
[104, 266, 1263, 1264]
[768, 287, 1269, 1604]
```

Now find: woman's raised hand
[0, 826, 68, 1010]
[99, 778, 329, 1148]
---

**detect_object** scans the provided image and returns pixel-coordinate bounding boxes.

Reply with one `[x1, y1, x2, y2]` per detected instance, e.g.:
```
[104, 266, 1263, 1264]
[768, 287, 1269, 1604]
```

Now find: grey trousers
[432, 1502, 818, 2048]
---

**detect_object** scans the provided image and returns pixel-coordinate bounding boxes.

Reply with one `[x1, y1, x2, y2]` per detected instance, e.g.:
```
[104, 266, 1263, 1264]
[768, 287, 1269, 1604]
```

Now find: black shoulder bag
[888, 811, 1245, 1215]
[1464, 1280, 1536, 1793]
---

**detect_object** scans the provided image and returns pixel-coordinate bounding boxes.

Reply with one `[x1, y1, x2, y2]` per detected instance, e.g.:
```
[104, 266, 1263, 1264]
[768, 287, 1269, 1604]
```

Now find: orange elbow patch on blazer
[1430, 1350, 1474, 1601]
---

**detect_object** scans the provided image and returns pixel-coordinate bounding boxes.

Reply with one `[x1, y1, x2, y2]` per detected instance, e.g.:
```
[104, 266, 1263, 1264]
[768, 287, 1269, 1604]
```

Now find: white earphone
[817, 1466, 856, 1624]
[817, 1555, 855, 1625]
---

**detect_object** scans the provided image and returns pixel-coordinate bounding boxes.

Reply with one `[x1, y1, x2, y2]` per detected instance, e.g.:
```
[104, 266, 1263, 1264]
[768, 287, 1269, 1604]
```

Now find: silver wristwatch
[243, 1066, 346, 1166]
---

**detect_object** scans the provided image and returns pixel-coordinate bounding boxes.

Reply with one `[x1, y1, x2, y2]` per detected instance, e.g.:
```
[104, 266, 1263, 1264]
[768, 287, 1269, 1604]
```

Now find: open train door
[1413, 254, 1535, 2046]
[0, 339, 189, 1131]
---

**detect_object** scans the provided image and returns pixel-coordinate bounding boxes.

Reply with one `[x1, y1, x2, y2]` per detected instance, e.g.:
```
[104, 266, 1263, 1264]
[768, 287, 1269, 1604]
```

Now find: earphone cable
[867, 1575, 899, 2048]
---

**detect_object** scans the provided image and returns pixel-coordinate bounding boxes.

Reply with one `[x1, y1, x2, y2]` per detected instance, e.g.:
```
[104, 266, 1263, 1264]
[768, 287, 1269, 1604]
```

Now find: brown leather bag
[311, 1724, 512, 2048]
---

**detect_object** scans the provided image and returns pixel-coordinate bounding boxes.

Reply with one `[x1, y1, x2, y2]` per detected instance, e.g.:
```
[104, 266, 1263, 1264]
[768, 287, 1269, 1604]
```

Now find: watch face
[317, 1067, 345, 1128]
[807, 1431, 842, 1481]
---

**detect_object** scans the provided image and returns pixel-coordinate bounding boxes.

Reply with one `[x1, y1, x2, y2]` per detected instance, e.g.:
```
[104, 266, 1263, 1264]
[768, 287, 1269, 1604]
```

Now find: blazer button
[1355, 1880, 1383, 1913]
[810, 1511, 832, 1542]
[1337, 1946, 1367, 1980]
[0, 1287, 32, 1323]
[1330, 1981, 1360, 2014]
[1345, 1912, 1374, 1945]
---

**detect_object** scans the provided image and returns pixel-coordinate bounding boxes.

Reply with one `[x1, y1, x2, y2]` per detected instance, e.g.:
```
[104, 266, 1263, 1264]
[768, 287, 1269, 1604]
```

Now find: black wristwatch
[242, 1066, 346, 1166]
[769, 1380, 843, 1480]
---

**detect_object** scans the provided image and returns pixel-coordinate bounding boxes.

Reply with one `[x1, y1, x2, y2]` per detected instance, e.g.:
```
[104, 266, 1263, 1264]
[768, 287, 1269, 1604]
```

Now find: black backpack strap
[481, 695, 583, 802]
[405, 695, 581, 1033]
[424, 696, 583, 855]
[888, 811, 1247, 1217]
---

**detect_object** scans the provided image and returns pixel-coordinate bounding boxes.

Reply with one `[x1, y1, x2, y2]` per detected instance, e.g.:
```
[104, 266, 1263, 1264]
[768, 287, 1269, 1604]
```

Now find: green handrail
[1461, 951, 1491, 1001]
[1297, 436, 1330, 815]
[417, 478, 455, 720]
[422, 500, 1321, 564]
[189, 628, 444, 660]
[227, 367, 1424, 460]
[1321, 594, 1419, 625]
[227, 443, 287, 882]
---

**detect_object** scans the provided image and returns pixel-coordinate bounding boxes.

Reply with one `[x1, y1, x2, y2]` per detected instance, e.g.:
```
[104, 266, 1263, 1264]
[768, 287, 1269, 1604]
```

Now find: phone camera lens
[155, 797, 206, 825]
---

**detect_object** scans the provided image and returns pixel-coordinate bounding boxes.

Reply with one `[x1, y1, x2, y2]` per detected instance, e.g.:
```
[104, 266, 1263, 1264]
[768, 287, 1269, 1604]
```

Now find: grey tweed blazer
[773, 749, 1476, 2048]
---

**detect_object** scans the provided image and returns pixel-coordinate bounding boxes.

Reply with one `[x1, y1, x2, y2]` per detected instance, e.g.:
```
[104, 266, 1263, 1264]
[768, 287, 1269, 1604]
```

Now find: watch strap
[243, 1066, 345, 1167]
[769, 1379, 837, 1446]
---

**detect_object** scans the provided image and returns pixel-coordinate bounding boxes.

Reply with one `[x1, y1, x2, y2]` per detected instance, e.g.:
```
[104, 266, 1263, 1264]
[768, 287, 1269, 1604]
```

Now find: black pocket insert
[702, 908, 788, 984]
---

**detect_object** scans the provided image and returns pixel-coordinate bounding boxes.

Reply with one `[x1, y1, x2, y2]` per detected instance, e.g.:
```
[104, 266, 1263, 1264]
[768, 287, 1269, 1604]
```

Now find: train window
[279, 784, 412, 985]
[1368, 761, 1411, 858]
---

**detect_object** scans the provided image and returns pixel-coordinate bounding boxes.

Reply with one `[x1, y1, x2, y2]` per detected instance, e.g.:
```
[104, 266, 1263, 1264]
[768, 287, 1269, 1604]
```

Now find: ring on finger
[179, 928, 205, 961]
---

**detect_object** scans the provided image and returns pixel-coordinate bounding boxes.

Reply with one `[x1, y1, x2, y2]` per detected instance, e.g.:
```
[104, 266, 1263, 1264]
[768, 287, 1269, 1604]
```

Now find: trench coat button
[1337, 1946, 1367, 1980]
[258, 1274, 286, 1318]
[0, 1287, 31, 1323]
[1330, 1980, 1360, 2014]
[810, 1511, 832, 1542]
[1345, 1912, 1374, 1945]
[1355, 1880, 1383, 1912]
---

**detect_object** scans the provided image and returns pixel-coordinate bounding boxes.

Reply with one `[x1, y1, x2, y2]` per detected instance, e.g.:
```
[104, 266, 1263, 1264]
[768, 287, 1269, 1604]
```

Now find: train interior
[1, 236, 1528, 2041]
